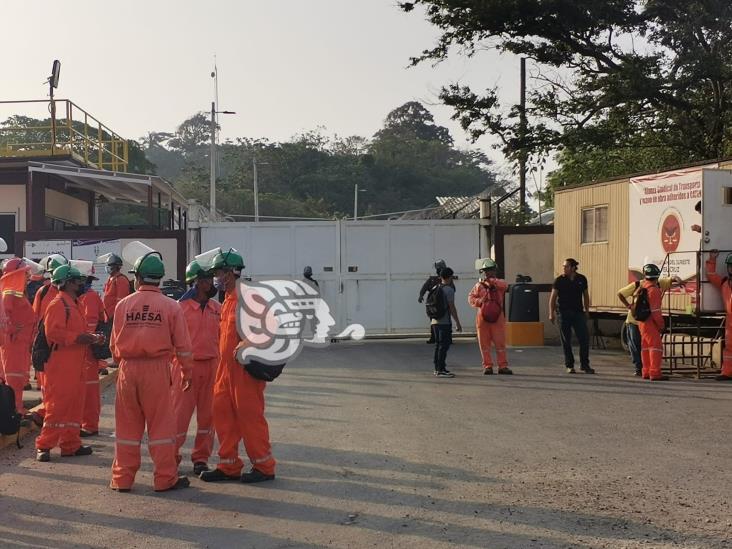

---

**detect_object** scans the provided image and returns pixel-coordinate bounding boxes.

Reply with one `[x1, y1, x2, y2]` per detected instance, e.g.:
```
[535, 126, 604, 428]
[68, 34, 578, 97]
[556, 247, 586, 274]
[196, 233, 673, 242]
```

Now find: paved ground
[1, 339, 731, 548]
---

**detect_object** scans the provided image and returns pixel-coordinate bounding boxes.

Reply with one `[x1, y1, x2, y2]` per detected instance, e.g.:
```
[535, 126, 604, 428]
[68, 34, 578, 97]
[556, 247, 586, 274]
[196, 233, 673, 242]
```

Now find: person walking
[172, 260, 221, 476]
[468, 258, 512, 375]
[109, 251, 193, 492]
[431, 267, 462, 378]
[706, 250, 732, 381]
[200, 249, 277, 483]
[549, 258, 594, 374]
[35, 265, 101, 462]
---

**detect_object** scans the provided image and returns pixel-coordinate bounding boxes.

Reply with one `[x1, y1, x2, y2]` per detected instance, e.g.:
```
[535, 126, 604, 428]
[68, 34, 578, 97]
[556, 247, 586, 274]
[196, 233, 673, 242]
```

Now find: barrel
[508, 283, 540, 322]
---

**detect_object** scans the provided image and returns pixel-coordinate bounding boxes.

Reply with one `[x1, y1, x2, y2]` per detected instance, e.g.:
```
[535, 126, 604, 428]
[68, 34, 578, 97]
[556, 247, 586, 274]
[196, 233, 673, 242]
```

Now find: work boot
[240, 468, 275, 484]
[650, 375, 670, 382]
[155, 476, 190, 492]
[62, 445, 93, 457]
[80, 429, 98, 438]
[498, 367, 513, 375]
[36, 449, 50, 462]
[483, 368, 494, 375]
[580, 367, 596, 374]
[634, 369, 642, 377]
[199, 468, 239, 482]
[110, 486, 131, 493]
[566, 367, 576, 374]
[434, 370, 455, 378]
[715, 374, 732, 381]
[27, 411, 43, 427]
[99, 368, 109, 376]
[193, 462, 210, 476]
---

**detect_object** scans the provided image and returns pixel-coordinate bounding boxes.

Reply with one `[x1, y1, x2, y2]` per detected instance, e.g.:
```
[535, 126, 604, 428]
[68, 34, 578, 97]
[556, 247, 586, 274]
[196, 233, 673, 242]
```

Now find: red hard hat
[2, 258, 28, 274]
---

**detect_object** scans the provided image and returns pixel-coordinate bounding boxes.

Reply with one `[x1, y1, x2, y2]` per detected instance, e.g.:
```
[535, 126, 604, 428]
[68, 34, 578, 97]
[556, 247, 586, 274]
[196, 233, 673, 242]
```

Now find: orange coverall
[79, 289, 105, 433]
[638, 280, 665, 380]
[103, 272, 130, 322]
[32, 281, 58, 408]
[35, 292, 87, 454]
[212, 291, 276, 477]
[109, 286, 193, 491]
[706, 259, 732, 377]
[468, 278, 509, 371]
[172, 297, 221, 465]
[0, 270, 35, 413]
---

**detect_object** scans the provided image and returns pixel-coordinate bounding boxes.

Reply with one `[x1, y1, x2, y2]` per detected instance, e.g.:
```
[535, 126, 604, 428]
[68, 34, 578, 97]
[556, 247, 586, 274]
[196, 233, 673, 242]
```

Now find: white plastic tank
[122, 241, 156, 267]
[70, 259, 95, 277]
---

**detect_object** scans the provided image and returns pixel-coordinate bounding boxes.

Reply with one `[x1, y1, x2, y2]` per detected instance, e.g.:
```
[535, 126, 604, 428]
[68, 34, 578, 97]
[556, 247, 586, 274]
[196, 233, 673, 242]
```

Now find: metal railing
[0, 99, 128, 171]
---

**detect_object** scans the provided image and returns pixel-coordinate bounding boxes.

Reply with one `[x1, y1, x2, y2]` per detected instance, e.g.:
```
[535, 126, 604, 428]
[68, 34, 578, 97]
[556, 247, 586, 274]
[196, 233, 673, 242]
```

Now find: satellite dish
[50, 60, 61, 89]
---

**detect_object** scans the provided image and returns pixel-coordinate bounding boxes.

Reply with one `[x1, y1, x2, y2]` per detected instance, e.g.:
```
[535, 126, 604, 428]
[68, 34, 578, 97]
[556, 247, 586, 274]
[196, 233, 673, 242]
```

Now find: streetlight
[354, 184, 367, 220]
[209, 68, 235, 222]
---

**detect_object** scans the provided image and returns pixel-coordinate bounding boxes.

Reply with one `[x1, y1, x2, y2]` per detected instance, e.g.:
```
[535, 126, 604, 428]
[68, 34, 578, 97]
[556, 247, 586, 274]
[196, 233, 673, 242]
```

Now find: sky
[1, 0, 549, 194]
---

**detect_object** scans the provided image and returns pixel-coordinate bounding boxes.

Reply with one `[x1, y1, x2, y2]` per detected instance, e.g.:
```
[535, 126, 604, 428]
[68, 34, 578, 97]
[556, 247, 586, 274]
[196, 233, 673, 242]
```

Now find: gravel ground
[0, 339, 730, 548]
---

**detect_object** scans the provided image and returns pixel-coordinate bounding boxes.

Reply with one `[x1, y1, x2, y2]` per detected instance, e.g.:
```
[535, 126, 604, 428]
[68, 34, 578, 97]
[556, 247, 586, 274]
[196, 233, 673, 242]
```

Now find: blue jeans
[557, 310, 590, 369]
[625, 323, 642, 371]
[433, 324, 452, 371]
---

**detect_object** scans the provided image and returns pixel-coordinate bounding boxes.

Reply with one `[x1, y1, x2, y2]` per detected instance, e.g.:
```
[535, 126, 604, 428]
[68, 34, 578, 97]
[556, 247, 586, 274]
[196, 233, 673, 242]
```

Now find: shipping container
[554, 161, 732, 316]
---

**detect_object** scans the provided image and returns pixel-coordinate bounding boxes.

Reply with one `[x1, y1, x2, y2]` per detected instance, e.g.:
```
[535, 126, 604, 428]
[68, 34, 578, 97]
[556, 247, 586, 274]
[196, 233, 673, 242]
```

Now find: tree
[400, 1, 732, 193]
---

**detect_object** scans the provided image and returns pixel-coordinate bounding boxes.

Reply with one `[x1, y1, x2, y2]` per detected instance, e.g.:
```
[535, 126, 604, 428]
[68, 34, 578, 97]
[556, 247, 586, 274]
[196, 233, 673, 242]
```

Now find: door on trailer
[701, 169, 732, 312]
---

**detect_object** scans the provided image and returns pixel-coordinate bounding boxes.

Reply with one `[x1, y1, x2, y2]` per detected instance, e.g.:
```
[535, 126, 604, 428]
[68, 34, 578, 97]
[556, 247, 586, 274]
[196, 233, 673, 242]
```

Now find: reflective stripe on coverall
[212, 291, 276, 476]
[468, 278, 509, 370]
[638, 280, 665, 380]
[172, 296, 221, 464]
[706, 259, 732, 377]
[79, 289, 105, 432]
[103, 272, 130, 322]
[0, 270, 35, 413]
[35, 292, 87, 453]
[110, 286, 193, 491]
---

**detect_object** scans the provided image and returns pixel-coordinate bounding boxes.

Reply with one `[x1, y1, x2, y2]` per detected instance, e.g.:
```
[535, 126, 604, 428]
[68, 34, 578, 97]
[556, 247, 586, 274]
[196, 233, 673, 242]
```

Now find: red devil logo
[661, 213, 681, 253]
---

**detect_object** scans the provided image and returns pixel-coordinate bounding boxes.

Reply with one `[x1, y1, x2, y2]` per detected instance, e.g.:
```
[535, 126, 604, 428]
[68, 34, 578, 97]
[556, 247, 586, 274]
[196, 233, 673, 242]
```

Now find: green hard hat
[478, 258, 498, 271]
[211, 249, 245, 272]
[51, 265, 83, 285]
[643, 263, 661, 279]
[725, 254, 732, 266]
[130, 252, 165, 280]
[44, 253, 69, 273]
[185, 260, 212, 284]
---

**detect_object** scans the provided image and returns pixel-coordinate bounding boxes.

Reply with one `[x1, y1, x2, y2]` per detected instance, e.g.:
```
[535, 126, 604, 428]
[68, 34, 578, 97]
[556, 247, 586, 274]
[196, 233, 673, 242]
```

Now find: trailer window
[581, 206, 608, 244]
[724, 187, 732, 205]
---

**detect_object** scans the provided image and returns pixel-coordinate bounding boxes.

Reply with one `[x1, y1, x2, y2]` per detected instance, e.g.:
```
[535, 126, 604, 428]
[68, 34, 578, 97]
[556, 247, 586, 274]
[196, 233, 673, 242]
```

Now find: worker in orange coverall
[109, 251, 193, 492]
[468, 258, 513, 375]
[0, 258, 36, 414]
[706, 250, 732, 381]
[35, 265, 103, 462]
[102, 253, 130, 323]
[78, 272, 105, 437]
[172, 260, 221, 476]
[30, 254, 69, 425]
[199, 249, 277, 484]
[637, 264, 668, 381]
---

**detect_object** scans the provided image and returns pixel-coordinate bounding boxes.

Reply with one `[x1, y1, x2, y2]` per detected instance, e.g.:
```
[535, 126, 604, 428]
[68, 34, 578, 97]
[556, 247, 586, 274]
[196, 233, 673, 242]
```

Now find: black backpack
[631, 283, 652, 322]
[244, 360, 285, 382]
[425, 284, 447, 320]
[92, 319, 112, 360]
[0, 382, 22, 447]
[32, 300, 70, 372]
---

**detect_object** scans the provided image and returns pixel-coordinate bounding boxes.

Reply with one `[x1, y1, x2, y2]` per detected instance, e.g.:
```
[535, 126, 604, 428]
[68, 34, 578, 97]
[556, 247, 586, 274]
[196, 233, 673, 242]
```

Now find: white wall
[45, 189, 88, 225]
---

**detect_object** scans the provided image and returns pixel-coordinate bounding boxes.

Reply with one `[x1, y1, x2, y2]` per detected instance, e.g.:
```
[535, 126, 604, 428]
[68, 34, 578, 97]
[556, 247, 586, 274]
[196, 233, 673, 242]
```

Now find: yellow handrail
[0, 99, 128, 171]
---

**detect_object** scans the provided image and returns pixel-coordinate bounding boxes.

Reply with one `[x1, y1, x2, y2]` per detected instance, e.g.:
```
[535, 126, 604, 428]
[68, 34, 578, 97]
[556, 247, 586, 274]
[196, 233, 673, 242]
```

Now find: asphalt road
[1, 339, 731, 548]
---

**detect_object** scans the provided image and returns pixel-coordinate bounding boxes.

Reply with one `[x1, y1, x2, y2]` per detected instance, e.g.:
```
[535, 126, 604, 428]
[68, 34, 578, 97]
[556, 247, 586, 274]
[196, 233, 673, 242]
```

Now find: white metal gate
[199, 219, 485, 335]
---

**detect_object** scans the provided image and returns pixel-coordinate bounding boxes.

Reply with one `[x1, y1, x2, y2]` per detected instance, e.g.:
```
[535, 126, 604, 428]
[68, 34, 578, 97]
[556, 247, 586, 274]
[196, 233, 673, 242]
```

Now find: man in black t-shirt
[549, 258, 595, 374]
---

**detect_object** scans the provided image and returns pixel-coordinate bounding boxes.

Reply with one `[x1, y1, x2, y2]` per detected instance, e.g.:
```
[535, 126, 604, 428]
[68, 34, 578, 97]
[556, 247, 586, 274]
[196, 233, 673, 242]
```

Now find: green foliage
[401, 0, 732, 196]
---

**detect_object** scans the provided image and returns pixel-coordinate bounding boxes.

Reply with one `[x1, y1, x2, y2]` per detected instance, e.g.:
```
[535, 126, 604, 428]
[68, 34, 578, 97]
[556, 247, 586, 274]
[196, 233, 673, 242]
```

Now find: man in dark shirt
[549, 258, 595, 374]
[419, 259, 451, 344]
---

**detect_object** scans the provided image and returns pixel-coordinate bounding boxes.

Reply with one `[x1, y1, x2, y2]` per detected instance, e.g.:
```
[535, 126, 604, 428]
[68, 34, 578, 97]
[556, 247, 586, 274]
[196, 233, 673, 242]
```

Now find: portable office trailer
[554, 161, 732, 316]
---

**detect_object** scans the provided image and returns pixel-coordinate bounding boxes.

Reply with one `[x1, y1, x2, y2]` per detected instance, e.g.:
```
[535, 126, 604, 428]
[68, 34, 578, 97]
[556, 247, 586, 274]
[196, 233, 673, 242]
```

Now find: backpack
[631, 283, 652, 322]
[0, 382, 22, 447]
[244, 360, 285, 382]
[92, 319, 112, 360]
[425, 284, 447, 320]
[31, 299, 70, 372]
[480, 283, 503, 323]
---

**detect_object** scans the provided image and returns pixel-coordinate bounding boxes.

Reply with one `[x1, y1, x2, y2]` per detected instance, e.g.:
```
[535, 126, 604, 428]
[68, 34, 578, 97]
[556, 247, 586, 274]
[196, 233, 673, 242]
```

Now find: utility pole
[253, 156, 260, 222]
[209, 101, 217, 222]
[353, 183, 359, 221]
[519, 57, 527, 220]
